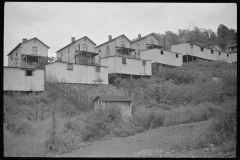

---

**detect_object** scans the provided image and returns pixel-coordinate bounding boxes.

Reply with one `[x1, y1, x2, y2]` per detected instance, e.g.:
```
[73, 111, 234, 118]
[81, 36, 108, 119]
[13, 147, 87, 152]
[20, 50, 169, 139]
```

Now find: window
[96, 66, 100, 72]
[32, 47, 37, 54]
[231, 47, 234, 51]
[211, 50, 213, 54]
[143, 61, 146, 66]
[83, 44, 87, 51]
[11, 55, 13, 61]
[201, 48, 203, 52]
[121, 41, 125, 47]
[161, 51, 163, 55]
[227, 54, 229, 57]
[98, 99, 102, 106]
[122, 58, 126, 64]
[219, 52, 221, 55]
[176, 54, 178, 58]
[151, 39, 154, 44]
[99, 49, 101, 53]
[137, 41, 140, 46]
[68, 47, 70, 53]
[67, 63, 73, 70]
[25, 70, 34, 76]
[16, 52, 18, 57]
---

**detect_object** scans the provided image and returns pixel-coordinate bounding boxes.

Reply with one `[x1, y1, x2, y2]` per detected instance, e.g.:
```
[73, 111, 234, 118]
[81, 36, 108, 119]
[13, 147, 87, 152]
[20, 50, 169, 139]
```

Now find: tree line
[133, 24, 237, 51]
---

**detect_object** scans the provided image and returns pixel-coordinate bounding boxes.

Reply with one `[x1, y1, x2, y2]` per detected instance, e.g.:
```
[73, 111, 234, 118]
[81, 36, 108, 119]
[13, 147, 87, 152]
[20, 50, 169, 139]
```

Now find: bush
[132, 106, 165, 131]
[81, 107, 122, 141]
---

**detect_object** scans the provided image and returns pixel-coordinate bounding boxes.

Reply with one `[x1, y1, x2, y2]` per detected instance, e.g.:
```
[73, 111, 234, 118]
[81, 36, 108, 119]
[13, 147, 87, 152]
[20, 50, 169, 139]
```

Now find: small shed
[93, 95, 132, 117]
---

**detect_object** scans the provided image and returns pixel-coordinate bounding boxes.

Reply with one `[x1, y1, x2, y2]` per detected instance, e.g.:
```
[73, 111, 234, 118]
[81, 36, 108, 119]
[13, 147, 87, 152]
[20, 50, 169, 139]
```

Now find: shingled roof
[93, 95, 132, 102]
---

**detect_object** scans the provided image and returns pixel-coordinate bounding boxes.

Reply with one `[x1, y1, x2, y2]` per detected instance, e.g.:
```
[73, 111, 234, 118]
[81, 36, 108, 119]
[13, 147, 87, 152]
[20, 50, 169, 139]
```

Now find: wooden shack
[93, 95, 132, 118]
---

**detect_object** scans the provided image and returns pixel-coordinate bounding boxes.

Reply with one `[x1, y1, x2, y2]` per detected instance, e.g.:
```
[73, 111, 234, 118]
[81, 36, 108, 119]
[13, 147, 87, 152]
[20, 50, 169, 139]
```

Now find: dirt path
[56, 119, 229, 157]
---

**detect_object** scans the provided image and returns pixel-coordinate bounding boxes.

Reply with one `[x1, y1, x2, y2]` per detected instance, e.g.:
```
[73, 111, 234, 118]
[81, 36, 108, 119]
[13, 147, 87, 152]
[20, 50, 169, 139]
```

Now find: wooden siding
[45, 62, 108, 84]
[4, 67, 44, 91]
[100, 56, 151, 76]
[140, 48, 182, 66]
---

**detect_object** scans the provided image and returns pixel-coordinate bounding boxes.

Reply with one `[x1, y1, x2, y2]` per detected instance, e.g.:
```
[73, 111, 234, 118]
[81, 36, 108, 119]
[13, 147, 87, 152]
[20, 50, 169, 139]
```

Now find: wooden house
[56, 36, 98, 64]
[95, 34, 152, 82]
[130, 33, 163, 59]
[93, 95, 132, 118]
[6, 37, 50, 68]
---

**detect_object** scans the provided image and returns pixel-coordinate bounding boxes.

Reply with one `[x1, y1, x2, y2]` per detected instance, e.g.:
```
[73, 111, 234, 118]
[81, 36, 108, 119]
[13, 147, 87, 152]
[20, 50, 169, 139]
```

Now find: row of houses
[4, 33, 237, 92]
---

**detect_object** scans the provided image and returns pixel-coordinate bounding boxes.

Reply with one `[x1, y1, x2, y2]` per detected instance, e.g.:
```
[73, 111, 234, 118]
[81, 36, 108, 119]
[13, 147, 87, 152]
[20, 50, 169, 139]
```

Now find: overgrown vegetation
[4, 59, 236, 156]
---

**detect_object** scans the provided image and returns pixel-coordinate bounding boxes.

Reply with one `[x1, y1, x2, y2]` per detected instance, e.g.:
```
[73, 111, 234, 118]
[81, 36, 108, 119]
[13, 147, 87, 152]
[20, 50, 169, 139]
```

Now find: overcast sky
[4, 2, 237, 66]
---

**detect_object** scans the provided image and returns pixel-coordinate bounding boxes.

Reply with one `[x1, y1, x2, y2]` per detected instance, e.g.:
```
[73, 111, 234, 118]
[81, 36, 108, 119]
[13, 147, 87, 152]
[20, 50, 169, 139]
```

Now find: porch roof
[116, 46, 135, 52]
[75, 51, 99, 57]
[146, 44, 163, 49]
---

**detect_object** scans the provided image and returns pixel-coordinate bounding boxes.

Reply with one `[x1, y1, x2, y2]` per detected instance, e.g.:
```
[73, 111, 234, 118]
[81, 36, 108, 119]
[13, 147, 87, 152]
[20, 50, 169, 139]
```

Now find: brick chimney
[109, 35, 112, 41]
[71, 37, 75, 43]
[22, 38, 27, 42]
[138, 34, 141, 39]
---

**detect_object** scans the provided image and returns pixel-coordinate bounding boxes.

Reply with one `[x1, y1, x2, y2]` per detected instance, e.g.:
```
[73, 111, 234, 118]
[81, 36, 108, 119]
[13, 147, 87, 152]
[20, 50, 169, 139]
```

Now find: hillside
[4, 59, 237, 157]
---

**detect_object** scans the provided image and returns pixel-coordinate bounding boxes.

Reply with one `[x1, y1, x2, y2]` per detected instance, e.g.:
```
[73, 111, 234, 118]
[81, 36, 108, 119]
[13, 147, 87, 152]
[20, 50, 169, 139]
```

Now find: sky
[4, 2, 237, 66]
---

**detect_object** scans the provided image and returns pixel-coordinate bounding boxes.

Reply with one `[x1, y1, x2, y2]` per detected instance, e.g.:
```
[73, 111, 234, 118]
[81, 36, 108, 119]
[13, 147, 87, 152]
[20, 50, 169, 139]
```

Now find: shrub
[132, 106, 165, 131]
[81, 107, 122, 141]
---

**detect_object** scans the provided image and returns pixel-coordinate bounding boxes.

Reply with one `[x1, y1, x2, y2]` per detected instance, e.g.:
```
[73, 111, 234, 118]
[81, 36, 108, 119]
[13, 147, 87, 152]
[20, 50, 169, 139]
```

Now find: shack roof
[93, 95, 132, 102]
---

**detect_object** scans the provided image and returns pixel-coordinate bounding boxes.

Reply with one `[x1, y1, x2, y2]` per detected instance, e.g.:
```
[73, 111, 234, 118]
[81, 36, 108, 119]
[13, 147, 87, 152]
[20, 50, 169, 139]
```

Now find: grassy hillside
[4, 59, 236, 157]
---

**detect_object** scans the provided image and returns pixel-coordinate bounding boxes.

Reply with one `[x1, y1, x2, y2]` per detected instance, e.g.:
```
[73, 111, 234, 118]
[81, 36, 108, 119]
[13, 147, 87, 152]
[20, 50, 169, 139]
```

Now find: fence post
[35, 109, 38, 121]
[28, 110, 30, 120]
[52, 111, 55, 145]
[41, 110, 44, 121]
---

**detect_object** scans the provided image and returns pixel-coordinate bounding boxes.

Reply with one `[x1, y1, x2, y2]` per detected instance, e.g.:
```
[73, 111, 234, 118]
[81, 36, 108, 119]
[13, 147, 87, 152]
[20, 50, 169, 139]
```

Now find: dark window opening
[211, 50, 213, 54]
[122, 58, 126, 64]
[96, 66, 100, 72]
[176, 54, 178, 58]
[16, 52, 18, 57]
[67, 63, 73, 70]
[201, 48, 203, 52]
[219, 52, 221, 55]
[25, 71, 33, 76]
[99, 49, 101, 53]
[143, 61, 146, 66]
[227, 54, 229, 57]
[161, 51, 163, 55]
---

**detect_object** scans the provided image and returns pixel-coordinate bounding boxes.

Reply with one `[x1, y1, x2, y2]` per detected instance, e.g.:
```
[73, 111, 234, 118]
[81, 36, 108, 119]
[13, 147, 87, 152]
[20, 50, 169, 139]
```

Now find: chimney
[71, 37, 75, 43]
[138, 34, 141, 39]
[22, 38, 27, 42]
[109, 35, 112, 41]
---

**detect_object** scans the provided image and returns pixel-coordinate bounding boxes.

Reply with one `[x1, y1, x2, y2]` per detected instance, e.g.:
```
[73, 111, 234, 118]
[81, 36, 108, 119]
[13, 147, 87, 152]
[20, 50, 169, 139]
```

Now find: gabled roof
[93, 95, 132, 102]
[95, 34, 131, 48]
[56, 36, 96, 53]
[131, 33, 159, 43]
[225, 44, 237, 49]
[7, 37, 50, 56]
